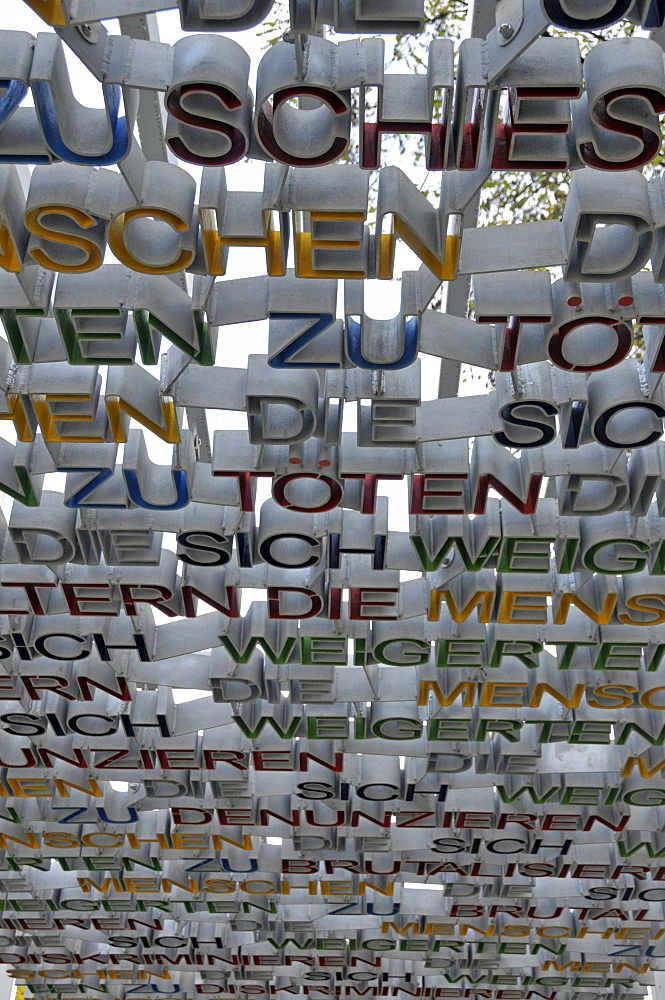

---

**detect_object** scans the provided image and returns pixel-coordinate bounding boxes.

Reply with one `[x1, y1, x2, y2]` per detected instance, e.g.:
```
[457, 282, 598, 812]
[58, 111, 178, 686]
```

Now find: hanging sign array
[2, 2, 665, 1000]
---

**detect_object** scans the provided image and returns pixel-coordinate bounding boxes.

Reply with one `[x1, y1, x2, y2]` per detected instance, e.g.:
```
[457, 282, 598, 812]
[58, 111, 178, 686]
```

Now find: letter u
[367, 903, 400, 915]
[527, 906, 563, 919]
[96, 807, 139, 824]
[304, 809, 346, 827]
[124, 469, 189, 510]
[346, 316, 419, 370]
[0, 748, 37, 767]
[33, 81, 131, 166]
[221, 859, 259, 873]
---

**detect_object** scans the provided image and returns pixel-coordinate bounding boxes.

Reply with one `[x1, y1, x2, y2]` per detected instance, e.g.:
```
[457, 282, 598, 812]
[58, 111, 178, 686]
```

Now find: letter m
[78, 877, 124, 892]
[622, 756, 665, 778]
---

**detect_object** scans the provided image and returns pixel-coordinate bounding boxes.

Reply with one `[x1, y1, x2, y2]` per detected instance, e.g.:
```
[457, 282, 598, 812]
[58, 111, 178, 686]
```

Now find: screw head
[77, 21, 101, 42]
[499, 21, 515, 38]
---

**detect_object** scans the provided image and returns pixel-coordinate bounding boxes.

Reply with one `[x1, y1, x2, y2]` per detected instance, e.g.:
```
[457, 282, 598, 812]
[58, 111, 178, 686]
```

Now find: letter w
[232, 716, 301, 739]
[220, 636, 296, 664]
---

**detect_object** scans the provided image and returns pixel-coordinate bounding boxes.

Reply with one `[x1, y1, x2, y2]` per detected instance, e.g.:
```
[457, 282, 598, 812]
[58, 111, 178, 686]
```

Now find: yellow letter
[109, 208, 193, 274]
[25, 205, 103, 273]
[32, 394, 104, 443]
[295, 211, 366, 278]
[428, 589, 494, 623]
[200, 207, 287, 277]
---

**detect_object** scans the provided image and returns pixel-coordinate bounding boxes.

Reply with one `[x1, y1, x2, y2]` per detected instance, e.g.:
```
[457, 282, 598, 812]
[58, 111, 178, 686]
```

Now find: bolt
[77, 21, 101, 43]
[499, 21, 515, 39]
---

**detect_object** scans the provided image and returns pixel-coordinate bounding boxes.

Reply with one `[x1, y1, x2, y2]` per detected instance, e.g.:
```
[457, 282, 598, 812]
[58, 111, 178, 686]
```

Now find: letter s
[493, 401, 558, 448]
